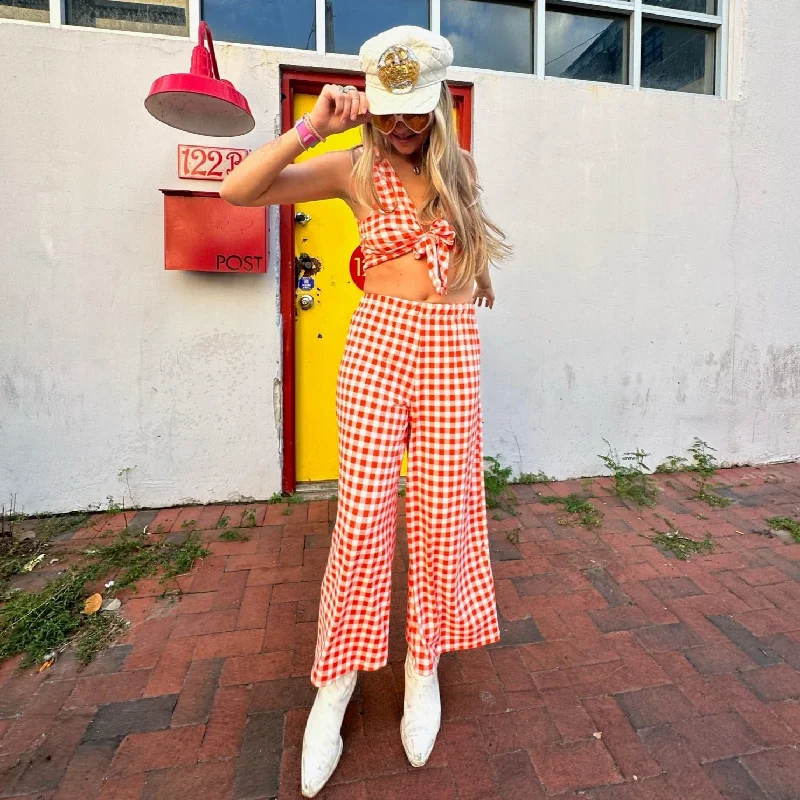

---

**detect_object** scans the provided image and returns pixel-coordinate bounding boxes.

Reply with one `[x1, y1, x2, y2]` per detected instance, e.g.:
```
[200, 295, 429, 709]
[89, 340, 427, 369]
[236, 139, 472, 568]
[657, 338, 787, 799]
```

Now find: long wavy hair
[349, 84, 511, 290]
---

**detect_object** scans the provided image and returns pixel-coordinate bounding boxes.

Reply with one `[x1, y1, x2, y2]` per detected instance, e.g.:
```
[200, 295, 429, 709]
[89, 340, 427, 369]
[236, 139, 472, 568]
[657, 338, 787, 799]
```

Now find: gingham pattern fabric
[358, 158, 456, 296]
[310, 293, 500, 687]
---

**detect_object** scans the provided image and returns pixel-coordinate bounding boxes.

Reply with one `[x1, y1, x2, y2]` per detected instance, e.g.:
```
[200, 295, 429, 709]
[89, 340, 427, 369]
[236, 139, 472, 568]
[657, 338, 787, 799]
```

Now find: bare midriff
[362, 252, 472, 304]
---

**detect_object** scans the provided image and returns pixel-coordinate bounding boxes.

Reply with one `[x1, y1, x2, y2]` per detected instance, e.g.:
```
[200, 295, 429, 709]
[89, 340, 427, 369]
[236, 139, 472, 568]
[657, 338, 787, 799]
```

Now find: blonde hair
[350, 84, 512, 290]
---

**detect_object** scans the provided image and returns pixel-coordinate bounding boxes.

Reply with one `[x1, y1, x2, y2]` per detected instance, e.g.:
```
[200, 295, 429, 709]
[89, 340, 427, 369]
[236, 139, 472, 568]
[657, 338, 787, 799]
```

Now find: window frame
[15, 0, 726, 97]
[435, 0, 728, 97]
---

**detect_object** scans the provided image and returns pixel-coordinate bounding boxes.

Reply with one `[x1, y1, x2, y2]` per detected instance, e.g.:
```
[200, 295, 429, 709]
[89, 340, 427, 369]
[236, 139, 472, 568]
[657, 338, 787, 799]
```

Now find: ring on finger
[342, 85, 357, 94]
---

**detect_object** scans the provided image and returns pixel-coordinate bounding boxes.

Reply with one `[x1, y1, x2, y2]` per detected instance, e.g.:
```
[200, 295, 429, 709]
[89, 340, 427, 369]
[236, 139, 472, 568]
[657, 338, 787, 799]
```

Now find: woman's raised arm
[220, 84, 370, 208]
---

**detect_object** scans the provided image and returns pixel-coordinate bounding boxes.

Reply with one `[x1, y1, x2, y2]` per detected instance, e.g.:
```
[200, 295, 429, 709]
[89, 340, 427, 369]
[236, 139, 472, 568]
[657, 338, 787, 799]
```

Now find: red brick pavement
[2, 464, 800, 799]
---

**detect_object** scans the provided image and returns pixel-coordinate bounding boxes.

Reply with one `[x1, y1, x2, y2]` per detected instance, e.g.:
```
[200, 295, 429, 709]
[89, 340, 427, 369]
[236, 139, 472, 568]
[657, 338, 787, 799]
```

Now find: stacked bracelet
[295, 113, 325, 151]
[303, 113, 325, 142]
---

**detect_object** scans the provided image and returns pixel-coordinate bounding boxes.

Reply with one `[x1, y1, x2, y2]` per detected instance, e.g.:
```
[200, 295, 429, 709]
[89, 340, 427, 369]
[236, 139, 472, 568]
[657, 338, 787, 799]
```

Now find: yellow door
[293, 91, 462, 484]
[293, 92, 364, 483]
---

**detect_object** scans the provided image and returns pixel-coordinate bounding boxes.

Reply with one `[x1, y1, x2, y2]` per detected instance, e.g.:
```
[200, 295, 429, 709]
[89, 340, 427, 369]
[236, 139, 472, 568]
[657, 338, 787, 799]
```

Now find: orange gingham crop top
[356, 152, 456, 296]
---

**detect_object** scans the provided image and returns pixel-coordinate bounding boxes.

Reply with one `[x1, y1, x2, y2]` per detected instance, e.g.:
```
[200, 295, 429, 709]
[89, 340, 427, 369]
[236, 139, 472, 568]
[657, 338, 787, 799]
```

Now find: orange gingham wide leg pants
[310, 293, 500, 686]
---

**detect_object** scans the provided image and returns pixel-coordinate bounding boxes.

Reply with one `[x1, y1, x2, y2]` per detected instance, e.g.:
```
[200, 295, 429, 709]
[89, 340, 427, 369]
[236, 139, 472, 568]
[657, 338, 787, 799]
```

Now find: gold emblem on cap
[377, 45, 420, 95]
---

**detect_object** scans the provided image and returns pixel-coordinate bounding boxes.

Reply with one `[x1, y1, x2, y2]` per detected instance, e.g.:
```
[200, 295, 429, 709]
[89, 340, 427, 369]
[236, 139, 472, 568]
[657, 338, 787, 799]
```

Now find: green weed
[215, 515, 230, 530]
[75, 612, 129, 664]
[688, 439, 731, 507]
[516, 471, 553, 485]
[655, 455, 689, 474]
[766, 517, 800, 543]
[267, 493, 302, 505]
[541, 493, 603, 528]
[599, 441, 659, 506]
[0, 513, 90, 593]
[0, 528, 208, 666]
[219, 529, 249, 542]
[106, 496, 123, 515]
[659, 438, 730, 508]
[117, 466, 138, 511]
[0, 568, 93, 665]
[695, 490, 730, 508]
[484, 456, 517, 514]
[650, 530, 714, 560]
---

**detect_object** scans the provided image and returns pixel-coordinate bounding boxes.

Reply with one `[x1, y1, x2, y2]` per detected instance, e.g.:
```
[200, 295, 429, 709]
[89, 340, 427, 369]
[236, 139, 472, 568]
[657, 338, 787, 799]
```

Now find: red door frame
[279, 69, 474, 493]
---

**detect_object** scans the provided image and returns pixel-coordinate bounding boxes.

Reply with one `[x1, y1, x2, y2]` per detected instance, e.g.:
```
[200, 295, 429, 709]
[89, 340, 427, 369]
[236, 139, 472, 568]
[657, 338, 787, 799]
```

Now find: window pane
[204, 0, 316, 49]
[0, 0, 48, 22]
[644, 0, 716, 14]
[67, 0, 188, 36]
[325, 0, 429, 55]
[442, 0, 533, 74]
[641, 20, 715, 94]
[546, 7, 629, 84]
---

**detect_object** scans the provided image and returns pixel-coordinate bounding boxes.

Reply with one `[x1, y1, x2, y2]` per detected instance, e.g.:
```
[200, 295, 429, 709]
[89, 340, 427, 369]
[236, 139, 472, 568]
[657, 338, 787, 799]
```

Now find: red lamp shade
[145, 22, 255, 137]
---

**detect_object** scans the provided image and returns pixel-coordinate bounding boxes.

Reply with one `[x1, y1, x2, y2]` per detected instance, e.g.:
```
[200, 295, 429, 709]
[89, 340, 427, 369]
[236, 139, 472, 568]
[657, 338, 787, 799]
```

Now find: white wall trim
[48, 0, 63, 26]
[632, 0, 642, 89]
[431, 0, 441, 36]
[315, 0, 325, 54]
[717, 0, 730, 99]
[640, 7, 722, 26]
[535, 0, 546, 77]
[558, 0, 636, 12]
[188, 0, 200, 36]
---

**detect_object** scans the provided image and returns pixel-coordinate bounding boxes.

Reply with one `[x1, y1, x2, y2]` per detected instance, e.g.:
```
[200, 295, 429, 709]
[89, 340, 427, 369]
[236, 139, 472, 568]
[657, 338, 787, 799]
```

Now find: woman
[221, 25, 511, 798]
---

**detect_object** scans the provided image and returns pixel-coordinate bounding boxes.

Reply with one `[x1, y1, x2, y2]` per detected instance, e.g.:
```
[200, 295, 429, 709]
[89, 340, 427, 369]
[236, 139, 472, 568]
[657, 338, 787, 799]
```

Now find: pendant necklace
[412, 141, 425, 175]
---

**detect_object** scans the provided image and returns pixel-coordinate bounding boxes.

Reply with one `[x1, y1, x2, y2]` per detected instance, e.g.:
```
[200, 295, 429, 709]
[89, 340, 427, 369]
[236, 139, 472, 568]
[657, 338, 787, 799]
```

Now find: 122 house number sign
[178, 145, 249, 181]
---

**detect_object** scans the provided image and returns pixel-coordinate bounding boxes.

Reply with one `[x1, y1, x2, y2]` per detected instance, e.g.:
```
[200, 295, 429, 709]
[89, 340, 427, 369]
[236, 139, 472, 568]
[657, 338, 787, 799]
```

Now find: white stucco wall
[1, 0, 798, 514]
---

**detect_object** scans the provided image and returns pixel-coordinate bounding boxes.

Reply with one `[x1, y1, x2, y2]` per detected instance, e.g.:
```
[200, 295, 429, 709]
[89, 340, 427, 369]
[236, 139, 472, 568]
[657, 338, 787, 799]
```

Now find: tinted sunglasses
[371, 112, 433, 135]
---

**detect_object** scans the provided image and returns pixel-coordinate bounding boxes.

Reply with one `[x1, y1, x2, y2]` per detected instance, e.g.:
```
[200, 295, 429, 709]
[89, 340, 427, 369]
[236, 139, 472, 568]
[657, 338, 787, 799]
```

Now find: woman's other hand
[310, 85, 371, 138]
[473, 282, 495, 309]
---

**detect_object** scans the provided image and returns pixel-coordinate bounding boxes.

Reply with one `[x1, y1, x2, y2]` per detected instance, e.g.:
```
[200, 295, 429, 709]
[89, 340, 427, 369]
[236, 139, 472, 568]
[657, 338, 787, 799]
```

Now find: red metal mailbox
[161, 189, 267, 273]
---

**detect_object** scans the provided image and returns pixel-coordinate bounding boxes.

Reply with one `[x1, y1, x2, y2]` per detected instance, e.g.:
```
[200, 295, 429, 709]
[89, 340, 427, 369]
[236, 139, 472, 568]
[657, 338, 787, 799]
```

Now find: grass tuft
[650, 530, 713, 560]
[267, 493, 301, 505]
[516, 471, 553, 485]
[0, 513, 90, 593]
[766, 516, 800, 543]
[0, 528, 208, 666]
[75, 612, 129, 664]
[219, 529, 249, 542]
[541, 493, 603, 528]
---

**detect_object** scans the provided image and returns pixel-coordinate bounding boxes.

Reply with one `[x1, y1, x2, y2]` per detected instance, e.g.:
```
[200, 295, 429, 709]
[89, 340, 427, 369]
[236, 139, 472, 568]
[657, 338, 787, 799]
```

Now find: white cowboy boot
[400, 650, 441, 767]
[301, 670, 357, 798]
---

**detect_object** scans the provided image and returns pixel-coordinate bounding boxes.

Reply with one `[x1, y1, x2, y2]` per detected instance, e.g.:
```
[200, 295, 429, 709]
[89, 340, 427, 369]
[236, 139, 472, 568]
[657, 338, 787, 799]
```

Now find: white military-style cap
[359, 26, 454, 115]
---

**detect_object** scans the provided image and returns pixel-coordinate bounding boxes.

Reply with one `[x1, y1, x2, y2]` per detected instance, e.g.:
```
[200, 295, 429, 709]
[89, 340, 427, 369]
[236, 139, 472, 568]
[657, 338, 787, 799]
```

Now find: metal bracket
[295, 252, 322, 278]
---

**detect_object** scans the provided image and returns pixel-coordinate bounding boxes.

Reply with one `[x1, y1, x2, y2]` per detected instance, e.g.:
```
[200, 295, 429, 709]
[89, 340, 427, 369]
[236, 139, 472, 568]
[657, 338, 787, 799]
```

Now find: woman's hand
[309, 84, 371, 139]
[473, 282, 495, 309]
